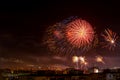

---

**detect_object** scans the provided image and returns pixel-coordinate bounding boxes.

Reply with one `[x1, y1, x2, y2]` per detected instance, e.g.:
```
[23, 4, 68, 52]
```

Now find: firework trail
[102, 28, 118, 50]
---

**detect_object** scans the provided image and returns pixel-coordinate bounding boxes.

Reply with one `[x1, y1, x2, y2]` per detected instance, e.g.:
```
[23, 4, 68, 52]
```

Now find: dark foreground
[0, 68, 120, 80]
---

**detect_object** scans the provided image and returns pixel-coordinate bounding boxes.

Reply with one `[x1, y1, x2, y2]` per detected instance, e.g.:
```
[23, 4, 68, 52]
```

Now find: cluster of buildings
[0, 67, 120, 80]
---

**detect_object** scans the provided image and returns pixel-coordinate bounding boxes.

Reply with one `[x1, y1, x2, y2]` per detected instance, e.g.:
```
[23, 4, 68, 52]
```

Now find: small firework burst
[72, 56, 79, 63]
[102, 28, 118, 50]
[79, 56, 85, 63]
[95, 56, 105, 64]
[79, 56, 88, 70]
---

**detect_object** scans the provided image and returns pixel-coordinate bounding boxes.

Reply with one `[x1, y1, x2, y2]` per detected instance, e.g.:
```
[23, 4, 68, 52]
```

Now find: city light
[94, 68, 99, 73]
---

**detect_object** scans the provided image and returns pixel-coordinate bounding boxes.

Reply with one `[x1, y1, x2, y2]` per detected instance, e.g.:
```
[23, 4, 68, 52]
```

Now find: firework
[43, 22, 66, 55]
[72, 56, 79, 69]
[95, 56, 105, 64]
[79, 56, 88, 70]
[79, 56, 85, 63]
[66, 19, 94, 48]
[72, 56, 89, 70]
[72, 56, 79, 63]
[102, 28, 118, 50]
[43, 18, 95, 56]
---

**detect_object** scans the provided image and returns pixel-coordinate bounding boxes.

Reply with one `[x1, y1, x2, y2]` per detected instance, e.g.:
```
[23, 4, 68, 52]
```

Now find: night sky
[0, 1, 120, 69]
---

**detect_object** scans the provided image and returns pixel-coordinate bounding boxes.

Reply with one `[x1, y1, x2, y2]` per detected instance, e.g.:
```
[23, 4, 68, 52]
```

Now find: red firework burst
[65, 19, 94, 48]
